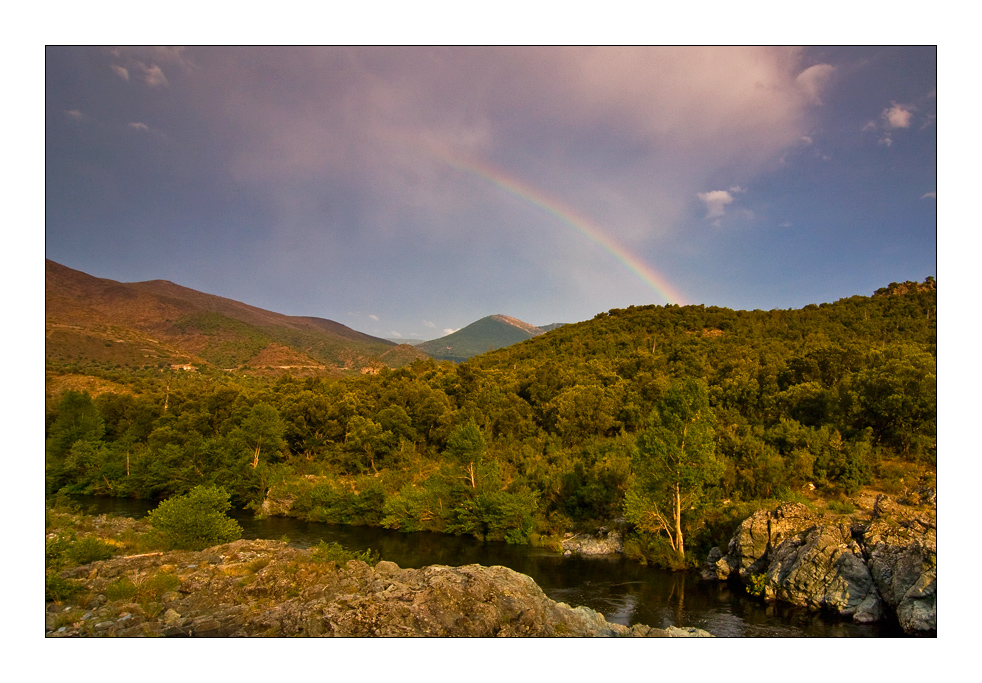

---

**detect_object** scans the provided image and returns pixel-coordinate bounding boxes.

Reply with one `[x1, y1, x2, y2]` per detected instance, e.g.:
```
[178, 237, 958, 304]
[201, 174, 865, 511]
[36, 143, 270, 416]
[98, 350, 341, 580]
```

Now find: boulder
[862, 495, 937, 633]
[715, 502, 817, 579]
[48, 539, 707, 637]
[760, 523, 882, 623]
[561, 529, 624, 556]
[707, 496, 936, 634]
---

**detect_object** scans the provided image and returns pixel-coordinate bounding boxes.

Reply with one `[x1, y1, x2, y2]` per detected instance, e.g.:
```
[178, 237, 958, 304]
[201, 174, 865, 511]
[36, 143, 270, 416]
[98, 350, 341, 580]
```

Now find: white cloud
[799, 135, 813, 146]
[423, 320, 435, 328]
[141, 64, 169, 87]
[862, 121, 877, 133]
[390, 331, 402, 338]
[795, 63, 836, 104]
[729, 185, 746, 194]
[369, 314, 379, 321]
[111, 64, 129, 81]
[443, 328, 457, 336]
[779, 221, 793, 228]
[882, 102, 913, 129]
[878, 136, 893, 147]
[697, 190, 734, 220]
[921, 191, 936, 199]
[65, 109, 83, 120]
[128, 122, 150, 132]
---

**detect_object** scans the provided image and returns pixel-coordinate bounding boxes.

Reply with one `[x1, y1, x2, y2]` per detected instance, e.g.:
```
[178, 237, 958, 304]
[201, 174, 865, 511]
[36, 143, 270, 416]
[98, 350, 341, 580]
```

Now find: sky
[45, 46, 937, 341]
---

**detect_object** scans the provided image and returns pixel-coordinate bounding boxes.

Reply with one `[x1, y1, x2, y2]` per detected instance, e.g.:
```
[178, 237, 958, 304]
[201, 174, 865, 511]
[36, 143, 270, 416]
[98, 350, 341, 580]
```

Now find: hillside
[416, 315, 561, 361]
[45, 260, 427, 376]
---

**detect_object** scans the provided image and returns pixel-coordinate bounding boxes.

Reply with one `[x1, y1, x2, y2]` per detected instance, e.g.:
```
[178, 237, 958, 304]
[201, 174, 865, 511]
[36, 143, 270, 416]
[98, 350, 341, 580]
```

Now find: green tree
[239, 403, 286, 469]
[624, 378, 721, 561]
[445, 420, 486, 488]
[146, 485, 242, 550]
[47, 391, 105, 460]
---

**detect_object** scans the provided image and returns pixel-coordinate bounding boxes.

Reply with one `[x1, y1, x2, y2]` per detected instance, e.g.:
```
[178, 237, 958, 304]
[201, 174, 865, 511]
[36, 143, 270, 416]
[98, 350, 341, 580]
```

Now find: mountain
[45, 259, 427, 375]
[415, 314, 561, 362]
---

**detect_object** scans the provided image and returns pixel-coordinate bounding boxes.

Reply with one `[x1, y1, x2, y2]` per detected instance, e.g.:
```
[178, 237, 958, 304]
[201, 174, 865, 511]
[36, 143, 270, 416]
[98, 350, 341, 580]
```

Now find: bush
[146, 486, 243, 550]
[312, 540, 381, 567]
[66, 536, 117, 565]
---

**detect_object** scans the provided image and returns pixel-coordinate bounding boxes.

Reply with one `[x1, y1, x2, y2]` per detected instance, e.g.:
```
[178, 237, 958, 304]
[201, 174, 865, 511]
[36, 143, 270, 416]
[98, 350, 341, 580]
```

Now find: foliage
[747, 573, 768, 597]
[312, 540, 381, 566]
[146, 486, 243, 550]
[624, 378, 722, 560]
[44, 282, 937, 553]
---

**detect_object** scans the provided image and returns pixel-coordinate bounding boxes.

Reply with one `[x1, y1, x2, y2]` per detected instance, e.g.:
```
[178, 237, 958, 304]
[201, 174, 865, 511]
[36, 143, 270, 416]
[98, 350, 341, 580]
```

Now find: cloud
[128, 122, 150, 132]
[697, 190, 735, 220]
[389, 331, 402, 338]
[423, 320, 435, 328]
[799, 135, 813, 146]
[107, 47, 193, 88]
[779, 221, 793, 228]
[65, 109, 84, 120]
[443, 328, 457, 336]
[142, 64, 169, 87]
[369, 314, 379, 321]
[882, 103, 913, 129]
[795, 64, 836, 104]
[921, 191, 936, 199]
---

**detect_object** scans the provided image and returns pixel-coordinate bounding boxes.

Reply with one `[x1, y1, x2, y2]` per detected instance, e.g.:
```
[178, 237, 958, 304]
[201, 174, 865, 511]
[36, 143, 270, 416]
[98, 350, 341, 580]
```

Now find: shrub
[146, 486, 242, 550]
[747, 573, 768, 597]
[45, 572, 84, 602]
[66, 536, 117, 565]
[312, 540, 381, 567]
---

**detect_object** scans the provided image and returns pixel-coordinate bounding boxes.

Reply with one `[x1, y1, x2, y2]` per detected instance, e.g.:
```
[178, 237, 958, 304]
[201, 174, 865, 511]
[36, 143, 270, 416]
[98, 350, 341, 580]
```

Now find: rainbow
[437, 154, 686, 305]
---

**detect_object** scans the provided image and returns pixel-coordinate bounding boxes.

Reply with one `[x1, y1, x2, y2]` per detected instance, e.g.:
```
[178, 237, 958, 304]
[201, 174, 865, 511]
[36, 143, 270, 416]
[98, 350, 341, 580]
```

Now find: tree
[47, 391, 105, 460]
[624, 378, 721, 561]
[238, 403, 286, 469]
[146, 485, 242, 550]
[445, 420, 486, 488]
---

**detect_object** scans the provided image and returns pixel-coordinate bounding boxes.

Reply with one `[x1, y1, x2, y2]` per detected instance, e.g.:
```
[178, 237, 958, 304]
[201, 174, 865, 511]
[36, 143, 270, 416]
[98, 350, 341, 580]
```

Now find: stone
[713, 496, 936, 634]
[46, 539, 707, 637]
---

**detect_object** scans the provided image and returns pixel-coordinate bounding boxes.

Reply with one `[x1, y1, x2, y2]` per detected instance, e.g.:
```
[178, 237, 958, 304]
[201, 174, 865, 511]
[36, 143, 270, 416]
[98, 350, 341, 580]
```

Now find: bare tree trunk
[674, 482, 684, 560]
[252, 436, 262, 469]
[468, 461, 476, 488]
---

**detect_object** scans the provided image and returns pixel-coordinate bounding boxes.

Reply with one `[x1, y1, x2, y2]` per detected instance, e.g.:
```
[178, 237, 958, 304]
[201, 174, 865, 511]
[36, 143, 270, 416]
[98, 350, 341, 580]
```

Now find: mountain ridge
[415, 314, 565, 362]
[45, 259, 425, 375]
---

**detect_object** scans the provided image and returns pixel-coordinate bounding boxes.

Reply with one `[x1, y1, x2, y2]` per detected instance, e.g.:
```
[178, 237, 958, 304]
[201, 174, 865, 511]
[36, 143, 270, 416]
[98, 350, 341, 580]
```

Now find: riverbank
[45, 511, 708, 637]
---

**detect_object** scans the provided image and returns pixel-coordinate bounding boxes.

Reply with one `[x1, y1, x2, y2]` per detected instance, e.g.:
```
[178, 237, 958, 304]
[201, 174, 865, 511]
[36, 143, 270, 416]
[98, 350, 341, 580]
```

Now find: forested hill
[45, 259, 425, 375]
[416, 315, 552, 361]
[45, 278, 936, 566]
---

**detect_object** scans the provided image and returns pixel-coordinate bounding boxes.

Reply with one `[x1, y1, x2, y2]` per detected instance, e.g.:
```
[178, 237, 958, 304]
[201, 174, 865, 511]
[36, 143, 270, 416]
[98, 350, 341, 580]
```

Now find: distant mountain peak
[489, 314, 546, 336]
[416, 314, 559, 362]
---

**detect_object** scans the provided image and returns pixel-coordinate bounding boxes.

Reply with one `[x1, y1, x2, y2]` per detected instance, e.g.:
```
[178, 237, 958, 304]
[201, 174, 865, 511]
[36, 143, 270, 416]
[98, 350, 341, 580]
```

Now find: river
[68, 496, 905, 637]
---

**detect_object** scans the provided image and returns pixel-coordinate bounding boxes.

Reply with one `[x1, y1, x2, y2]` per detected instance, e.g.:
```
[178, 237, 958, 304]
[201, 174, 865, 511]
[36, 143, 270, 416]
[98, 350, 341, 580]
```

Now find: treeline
[45, 281, 936, 564]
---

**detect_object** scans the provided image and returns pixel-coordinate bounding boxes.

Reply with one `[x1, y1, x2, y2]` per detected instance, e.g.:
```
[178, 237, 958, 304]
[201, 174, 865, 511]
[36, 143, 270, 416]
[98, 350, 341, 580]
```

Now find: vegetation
[145, 486, 243, 550]
[45, 279, 937, 569]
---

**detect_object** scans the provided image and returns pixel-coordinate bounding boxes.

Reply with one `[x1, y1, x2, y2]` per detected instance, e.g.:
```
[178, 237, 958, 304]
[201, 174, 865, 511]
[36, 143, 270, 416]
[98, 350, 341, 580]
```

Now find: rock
[46, 539, 706, 637]
[863, 495, 937, 633]
[712, 496, 936, 634]
[716, 502, 817, 580]
[560, 529, 624, 556]
[760, 523, 882, 622]
[663, 625, 713, 637]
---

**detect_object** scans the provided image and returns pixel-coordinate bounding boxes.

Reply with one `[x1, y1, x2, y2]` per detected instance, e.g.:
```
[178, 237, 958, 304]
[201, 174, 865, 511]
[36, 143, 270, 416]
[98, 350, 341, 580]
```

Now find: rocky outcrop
[704, 502, 816, 580]
[561, 528, 624, 556]
[862, 495, 937, 633]
[705, 496, 936, 634]
[47, 539, 709, 637]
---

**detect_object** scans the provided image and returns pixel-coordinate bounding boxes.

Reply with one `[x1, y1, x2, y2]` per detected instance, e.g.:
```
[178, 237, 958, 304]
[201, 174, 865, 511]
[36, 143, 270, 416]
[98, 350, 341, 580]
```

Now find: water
[66, 496, 906, 637]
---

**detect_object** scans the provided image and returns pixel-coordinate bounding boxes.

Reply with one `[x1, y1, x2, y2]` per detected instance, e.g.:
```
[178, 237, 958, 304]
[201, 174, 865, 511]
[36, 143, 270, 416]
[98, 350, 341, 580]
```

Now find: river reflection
[66, 496, 905, 637]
